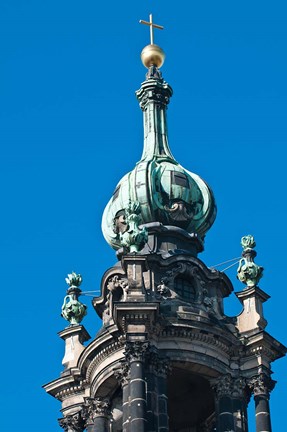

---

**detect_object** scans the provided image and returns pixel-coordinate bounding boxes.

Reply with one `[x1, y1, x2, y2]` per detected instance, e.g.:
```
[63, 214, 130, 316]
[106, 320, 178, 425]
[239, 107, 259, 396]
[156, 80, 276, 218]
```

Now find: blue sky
[1, 1, 286, 431]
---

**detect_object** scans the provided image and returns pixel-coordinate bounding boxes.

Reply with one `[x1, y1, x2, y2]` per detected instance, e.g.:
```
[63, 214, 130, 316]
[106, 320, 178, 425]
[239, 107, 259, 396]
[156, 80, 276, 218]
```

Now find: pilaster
[235, 287, 269, 333]
[59, 325, 91, 371]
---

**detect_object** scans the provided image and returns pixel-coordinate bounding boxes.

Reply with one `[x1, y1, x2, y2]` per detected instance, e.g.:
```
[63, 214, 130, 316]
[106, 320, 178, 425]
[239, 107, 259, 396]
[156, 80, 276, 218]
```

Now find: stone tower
[44, 21, 286, 432]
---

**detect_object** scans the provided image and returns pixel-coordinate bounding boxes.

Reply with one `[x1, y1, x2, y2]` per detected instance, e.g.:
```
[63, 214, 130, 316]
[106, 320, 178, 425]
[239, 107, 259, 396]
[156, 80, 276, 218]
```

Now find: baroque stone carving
[58, 412, 84, 432]
[113, 201, 147, 253]
[237, 235, 263, 288]
[158, 263, 221, 315]
[213, 374, 233, 398]
[213, 374, 248, 399]
[124, 340, 149, 362]
[55, 379, 87, 401]
[156, 277, 171, 297]
[61, 272, 87, 325]
[148, 351, 171, 376]
[82, 398, 110, 426]
[248, 374, 276, 397]
[103, 275, 129, 324]
[107, 275, 129, 300]
[114, 362, 131, 387]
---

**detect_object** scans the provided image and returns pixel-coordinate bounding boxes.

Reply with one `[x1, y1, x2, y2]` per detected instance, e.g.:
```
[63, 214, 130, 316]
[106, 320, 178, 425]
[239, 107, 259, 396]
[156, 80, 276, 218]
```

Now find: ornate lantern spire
[102, 17, 216, 252]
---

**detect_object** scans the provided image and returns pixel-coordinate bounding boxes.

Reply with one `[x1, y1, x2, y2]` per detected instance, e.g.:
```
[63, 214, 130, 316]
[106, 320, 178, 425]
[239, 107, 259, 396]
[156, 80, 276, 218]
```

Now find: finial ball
[141, 44, 165, 69]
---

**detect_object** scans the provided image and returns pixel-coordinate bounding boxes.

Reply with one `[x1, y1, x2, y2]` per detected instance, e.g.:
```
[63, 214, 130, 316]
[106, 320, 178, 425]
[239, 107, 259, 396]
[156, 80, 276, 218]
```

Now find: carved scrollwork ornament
[82, 399, 94, 426]
[124, 340, 149, 362]
[147, 351, 171, 376]
[213, 374, 234, 398]
[58, 412, 84, 432]
[164, 200, 194, 224]
[94, 398, 110, 416]
[154, 358, 171, 377]
[233, 377, 250, 401]
[114, 362, 131, 387]
[82, 398, 110, 425]
[212, 375, 249, 400]
[248, 374, 276, 397]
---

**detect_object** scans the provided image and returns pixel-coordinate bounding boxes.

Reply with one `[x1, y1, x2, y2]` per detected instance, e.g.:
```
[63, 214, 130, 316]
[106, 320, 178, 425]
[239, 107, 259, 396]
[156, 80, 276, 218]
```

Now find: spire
[137, 14, 173, 161]
[101, 18, 216, 252]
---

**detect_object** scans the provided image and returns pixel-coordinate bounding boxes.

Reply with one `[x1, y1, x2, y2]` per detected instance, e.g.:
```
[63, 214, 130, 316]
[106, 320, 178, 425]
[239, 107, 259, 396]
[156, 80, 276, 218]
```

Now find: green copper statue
[114, 201, 148, 253]
[237, 235, 263, 288]
[61, 272, 87, 326]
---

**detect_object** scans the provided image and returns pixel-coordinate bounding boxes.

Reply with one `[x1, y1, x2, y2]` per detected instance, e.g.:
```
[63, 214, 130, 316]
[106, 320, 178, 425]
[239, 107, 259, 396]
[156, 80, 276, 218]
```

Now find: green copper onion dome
[102, 48, 216, 251]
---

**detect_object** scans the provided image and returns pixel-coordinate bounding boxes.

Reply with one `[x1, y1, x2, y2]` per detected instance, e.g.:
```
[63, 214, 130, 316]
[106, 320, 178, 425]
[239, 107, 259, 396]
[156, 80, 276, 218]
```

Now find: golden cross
[139, 14, 164, 45]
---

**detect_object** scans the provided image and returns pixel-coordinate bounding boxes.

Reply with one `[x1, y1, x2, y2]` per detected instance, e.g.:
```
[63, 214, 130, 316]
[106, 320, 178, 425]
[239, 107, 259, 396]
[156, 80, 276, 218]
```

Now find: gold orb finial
[141, 44, 165, 69]
[139, 14, 165, 69]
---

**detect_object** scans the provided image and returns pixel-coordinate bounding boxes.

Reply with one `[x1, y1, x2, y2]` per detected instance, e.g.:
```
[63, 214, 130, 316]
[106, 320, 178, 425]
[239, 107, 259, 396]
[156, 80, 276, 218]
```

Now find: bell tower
[44, 16, 286, 432]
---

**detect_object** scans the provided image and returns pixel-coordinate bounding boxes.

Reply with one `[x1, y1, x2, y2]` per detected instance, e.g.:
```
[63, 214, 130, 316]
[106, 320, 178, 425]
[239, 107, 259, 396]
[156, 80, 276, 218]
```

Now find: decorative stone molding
[213, 374, 233, 398]
[233, 377, 248, 399]
[157, 262, 222, 316]
[248, 374, 276, 397]
[58, 412, 84, 432]
[245, 345, 276, 361]
[159, 327, 234, 355]
[148, 351, 171, 377]
[114, 362, 131, 387]
[124, 340, 149, 362]
[55, 379, 87, 401]
[86, 340, 123, 382]
[82, 398, 110, 426]
[103, 275, 129, 324]
[213, 374, 248, 399]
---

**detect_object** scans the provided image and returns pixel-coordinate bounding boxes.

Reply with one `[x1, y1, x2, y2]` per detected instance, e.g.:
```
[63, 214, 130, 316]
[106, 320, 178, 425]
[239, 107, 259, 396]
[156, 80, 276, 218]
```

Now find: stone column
[213, 374, 249, 432]
[144, 356, 157, 432]
[155, 358, 170, 432]
[214, 375, 234, 432]
[124, 340, 149, 432]
[58, 412, 84, 432]
[233, 377, 250, 432]
[114, 362, 131, 432]
[147, 352, 170, 432]
[248, 374, 275, 432]
[83, 397, 110, 432]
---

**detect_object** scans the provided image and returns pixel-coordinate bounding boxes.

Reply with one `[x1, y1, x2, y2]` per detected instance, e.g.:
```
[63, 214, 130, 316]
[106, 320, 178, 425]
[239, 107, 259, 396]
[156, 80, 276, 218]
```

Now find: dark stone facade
[44, 224, 286, 431]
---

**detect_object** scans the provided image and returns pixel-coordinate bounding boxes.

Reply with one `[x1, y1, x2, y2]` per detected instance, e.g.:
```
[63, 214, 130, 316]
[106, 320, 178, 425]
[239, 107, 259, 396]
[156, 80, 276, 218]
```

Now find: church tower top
[101, 16, 216, 253]
[139, 14, 165, 69]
